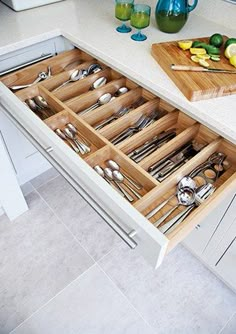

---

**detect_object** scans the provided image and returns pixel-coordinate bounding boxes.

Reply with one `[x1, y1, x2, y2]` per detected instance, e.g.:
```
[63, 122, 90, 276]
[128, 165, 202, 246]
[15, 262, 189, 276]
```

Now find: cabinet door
[208, 219, 236, 292]
[0, 109, 51, 184]
[182, 193, 235, 256]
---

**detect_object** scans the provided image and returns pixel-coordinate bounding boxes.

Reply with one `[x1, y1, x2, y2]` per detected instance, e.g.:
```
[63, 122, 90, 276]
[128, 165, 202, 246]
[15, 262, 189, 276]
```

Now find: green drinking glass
[115, 0, 134, 33]
[130, 4, 151, 41]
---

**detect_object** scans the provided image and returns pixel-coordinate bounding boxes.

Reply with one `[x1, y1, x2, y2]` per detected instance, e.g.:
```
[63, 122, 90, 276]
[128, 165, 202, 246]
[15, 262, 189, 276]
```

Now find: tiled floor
[0, 168, 235, 334]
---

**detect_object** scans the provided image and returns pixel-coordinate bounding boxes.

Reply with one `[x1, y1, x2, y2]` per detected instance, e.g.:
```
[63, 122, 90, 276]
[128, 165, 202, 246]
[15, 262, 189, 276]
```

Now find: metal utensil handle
[146, 194, 175, 219]
[123, 182, 142, 199]
[150, 160, 172, 176]
[53, 79, 71, 92]
[65, 139, 80, 153]
[164, 205, 195, 235]
[111, 128, 132, 144]
[95, 115, 116, 129]
[114, 181, 134, 202]
[153, 204, 179, 228]
[158, 158, 185, 178]
[79, 102, 99, 115]
[75, 138, 90, 154]
[123, 173, 142, 190]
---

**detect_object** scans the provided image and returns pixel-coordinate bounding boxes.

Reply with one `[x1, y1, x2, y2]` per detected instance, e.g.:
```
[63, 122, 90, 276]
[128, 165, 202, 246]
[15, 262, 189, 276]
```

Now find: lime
[190, 48, 206, 55]
[192, 41, 206, 48]
[229, 55, 236, 67]
[224, 43, 236, 59]
[209, 33, 223, 48]
[204, 45, 221, 55]
[178, 40, 193, 50]
[210, 55, 221, 61]
[224, 38, 236, 50]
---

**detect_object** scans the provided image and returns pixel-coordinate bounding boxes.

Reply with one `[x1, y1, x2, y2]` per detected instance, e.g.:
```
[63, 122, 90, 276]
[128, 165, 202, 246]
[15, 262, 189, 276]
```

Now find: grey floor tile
[37, 175, 121, 261]
[99, 244, 236, 334]
[30, 167, 59, 189]
[0, 191, 93, 334]
[21, 182, 34, 196]
[220, 313, 236, 334]
[12, 265, 155, 334]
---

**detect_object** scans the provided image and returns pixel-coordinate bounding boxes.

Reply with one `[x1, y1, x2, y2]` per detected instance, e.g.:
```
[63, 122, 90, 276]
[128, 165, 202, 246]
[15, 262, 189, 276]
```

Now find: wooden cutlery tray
[2, 47, 236, 261]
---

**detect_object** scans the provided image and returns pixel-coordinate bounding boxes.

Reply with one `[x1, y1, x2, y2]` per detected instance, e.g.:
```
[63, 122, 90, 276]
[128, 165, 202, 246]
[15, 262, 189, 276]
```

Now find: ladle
[153, 187, 195, 228]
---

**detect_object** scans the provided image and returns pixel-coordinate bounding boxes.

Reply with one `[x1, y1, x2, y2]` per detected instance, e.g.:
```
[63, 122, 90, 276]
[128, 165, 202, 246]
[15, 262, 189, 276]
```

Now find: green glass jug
[155, 0, 198, 33]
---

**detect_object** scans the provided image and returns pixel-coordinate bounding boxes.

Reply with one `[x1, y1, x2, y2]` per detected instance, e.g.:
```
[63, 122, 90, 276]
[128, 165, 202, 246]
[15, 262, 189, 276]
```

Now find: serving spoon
[53, 69, 83, 91]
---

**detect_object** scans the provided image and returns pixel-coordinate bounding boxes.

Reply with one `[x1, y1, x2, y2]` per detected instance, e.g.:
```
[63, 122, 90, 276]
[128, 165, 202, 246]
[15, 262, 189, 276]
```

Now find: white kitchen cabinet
[1, 38, 236, 271]
[207, 216, 236, 292]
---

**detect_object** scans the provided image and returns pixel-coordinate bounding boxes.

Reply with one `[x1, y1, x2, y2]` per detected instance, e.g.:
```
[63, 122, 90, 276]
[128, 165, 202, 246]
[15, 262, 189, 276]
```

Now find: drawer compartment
[1, 47, 236, 268]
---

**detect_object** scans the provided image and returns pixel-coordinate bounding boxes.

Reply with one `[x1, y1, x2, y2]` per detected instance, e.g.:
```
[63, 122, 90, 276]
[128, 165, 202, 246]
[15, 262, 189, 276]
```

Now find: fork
[94, 107, 130, 130]
[111, 115, 150, 145]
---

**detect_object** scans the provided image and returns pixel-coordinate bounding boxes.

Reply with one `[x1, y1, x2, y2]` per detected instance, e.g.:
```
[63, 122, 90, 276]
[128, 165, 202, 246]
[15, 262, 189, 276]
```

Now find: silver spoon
[10, 71, 48, 90]
[90, 76, 107, 90]
[63, 128, 88, 154]
[93, 165, 124, 196]
[112, 170, 142, 199]
[66, 123, 90, 147]
[53, 69, 83, 91]
[55, 128, 79, 153]
[33, 95, 49, 109]
[79, 93, 113, 115]
[106, 160, 142, 190]
[115, 86, 129, 96]
[154, 187, 195, 229]
[104, 168, 134, 202]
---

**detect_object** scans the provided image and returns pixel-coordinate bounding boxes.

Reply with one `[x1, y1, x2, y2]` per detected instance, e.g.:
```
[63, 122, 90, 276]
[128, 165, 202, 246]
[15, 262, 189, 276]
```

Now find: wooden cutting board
[151, 37, 236, 101]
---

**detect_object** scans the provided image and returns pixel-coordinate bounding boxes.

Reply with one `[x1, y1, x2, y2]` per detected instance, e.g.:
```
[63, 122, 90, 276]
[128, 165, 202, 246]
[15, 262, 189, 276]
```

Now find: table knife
[171, 64, 236, 74]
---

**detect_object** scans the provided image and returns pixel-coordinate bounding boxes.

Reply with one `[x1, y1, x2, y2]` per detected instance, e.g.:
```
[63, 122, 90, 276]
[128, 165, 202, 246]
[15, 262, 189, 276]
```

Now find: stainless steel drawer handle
[195, 224, 201, 230]
[45, 146, 54, 153]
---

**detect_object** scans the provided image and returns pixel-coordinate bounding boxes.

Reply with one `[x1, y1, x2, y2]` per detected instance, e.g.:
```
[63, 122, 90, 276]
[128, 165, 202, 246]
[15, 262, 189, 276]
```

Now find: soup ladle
[153, 187, 195, 228]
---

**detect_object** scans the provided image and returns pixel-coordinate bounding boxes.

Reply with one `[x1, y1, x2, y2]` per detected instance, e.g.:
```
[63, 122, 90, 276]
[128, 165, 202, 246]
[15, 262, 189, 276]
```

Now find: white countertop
[0, 0, 236, 143]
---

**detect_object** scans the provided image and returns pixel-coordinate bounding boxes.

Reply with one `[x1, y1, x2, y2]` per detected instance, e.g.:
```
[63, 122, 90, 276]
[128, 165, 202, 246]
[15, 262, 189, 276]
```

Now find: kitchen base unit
[0, 37, 236, 281]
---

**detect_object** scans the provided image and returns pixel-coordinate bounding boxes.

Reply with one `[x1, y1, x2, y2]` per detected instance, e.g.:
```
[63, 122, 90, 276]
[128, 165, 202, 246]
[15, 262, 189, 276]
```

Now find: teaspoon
[104, 168, 134, 202]
[106, 159, 142, 190]
[55, 128, 79, 153]
[93, 165, 124, 196]
[63, 128, 88, 154]
[66, 123, 90, 147]
[112, 170, 142, 199]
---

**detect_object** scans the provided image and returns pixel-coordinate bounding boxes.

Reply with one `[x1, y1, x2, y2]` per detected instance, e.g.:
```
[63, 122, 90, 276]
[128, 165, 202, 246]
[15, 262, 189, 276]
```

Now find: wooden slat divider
[82, 87, 143, 126]
[99, 98, 163, 140]
[65, 77, 127, 113]
[3, 47, 236, 252]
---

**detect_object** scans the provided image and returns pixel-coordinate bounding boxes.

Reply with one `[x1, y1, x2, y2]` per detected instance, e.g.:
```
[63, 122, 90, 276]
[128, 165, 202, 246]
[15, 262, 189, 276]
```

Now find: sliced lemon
[199, 59, 210, 68]
[191, 55, 200, 63]
[178, 40, 193, 50]
[197, 54, 211, 60]
[224, 43, 236, 59]
[190, 48, 207, 55]
[229, 55, 236, 67]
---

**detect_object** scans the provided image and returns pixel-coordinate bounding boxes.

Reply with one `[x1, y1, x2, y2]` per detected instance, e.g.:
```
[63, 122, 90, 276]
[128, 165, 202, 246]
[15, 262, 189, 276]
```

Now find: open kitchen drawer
[1, 47, 236, 268]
